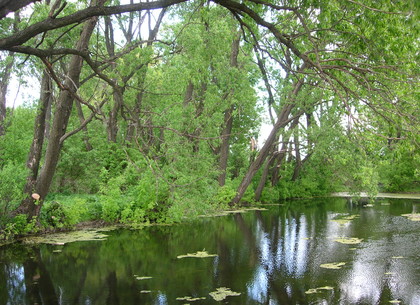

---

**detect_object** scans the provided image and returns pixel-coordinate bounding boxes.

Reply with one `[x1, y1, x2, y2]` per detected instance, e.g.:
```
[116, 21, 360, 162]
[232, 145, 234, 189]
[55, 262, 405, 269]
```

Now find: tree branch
[0, 0, 188, 49]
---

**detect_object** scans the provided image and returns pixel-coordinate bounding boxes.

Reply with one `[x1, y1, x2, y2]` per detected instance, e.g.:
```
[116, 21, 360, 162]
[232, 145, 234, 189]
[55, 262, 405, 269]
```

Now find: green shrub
[0, 215, 38, 241]
[0, 162, 27, 216]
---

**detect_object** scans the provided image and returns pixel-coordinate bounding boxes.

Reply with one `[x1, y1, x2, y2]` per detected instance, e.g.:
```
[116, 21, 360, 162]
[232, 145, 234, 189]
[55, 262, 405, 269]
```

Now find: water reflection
[0, 198, 419, 304]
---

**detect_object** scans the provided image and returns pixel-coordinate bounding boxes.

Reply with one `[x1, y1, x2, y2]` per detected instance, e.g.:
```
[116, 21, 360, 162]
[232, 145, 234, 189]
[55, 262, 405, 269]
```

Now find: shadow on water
[0, 197, 419, 304]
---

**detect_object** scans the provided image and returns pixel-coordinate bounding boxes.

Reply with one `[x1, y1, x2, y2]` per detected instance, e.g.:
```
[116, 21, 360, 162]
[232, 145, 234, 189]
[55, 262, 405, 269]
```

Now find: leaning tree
[0, 0, 418, 217]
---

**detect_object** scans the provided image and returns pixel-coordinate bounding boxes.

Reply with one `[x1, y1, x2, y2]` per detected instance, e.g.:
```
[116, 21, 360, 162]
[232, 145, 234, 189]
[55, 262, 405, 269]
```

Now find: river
[0, 197, 419, 304]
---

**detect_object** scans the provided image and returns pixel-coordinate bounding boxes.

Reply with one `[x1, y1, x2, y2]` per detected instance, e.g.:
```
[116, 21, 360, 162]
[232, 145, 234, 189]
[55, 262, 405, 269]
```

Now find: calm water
[1, 198, 419, 305]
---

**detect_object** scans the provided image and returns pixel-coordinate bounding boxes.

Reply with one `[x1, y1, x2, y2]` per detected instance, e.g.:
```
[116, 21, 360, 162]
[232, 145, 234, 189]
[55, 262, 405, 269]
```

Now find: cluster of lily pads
[331, 214, 359, 226]
[133, 250, 241, 302]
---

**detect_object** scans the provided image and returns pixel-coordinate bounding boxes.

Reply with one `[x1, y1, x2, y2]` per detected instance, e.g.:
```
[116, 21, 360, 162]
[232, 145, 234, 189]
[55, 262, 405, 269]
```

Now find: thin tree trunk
[270, 141, 288, 186]
[75, 99, 93, 151]
[0, 13, 19, 136]
[230, 76, 305, 205]
[218, 105, 234, 186]
[254, 150, 275, 201]
[291, 130, 301, 181]
[0, 51, 13, 136]
[218, 35, 240, 186]
[17, 70, 51, 217]
[16, 1, 102, 218]
[255, 115, 300, 200]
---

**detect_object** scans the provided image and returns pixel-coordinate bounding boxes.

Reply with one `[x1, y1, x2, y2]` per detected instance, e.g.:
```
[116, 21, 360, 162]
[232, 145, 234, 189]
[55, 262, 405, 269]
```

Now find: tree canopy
[0, 0, 418, 237]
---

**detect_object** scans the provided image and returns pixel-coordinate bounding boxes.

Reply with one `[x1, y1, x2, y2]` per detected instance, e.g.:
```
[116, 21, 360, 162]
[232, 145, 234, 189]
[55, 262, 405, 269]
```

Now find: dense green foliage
[0, 0, 418, 241]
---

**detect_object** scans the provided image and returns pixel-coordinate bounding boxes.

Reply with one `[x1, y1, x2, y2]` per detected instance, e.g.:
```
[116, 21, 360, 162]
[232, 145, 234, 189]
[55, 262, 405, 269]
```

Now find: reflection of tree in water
[1, 198, 419, 304]
[0, 263, 26, 305]
[0, 246, 59, 305]
[231, 207, 323, 303]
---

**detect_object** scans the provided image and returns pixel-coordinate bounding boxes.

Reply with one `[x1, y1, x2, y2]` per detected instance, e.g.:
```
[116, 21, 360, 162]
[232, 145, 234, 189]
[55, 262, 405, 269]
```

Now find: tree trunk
[218, 105, 234, 186]
[218, 35, 240, 186]
[15, 70, 51, 217]
[230, 76, 305, 205]
[16, 1, 102, 218]
[107, 87, 123, 142]
[75, 99, 93, 151]
[291, 131, 301, 181]
[254, 151, 275, 201]
[270, 141, 288, 186]
[0, 52, 14, 136]
[255, 115, 300, 200]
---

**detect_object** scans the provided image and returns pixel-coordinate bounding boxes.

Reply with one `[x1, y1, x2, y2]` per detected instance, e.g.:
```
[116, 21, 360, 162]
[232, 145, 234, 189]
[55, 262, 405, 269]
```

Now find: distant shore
[331, 192, 420, 200]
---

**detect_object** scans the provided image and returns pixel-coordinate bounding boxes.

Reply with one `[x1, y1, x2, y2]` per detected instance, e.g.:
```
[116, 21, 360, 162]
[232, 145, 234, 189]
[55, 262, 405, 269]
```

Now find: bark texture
[16, 1, 102, 218]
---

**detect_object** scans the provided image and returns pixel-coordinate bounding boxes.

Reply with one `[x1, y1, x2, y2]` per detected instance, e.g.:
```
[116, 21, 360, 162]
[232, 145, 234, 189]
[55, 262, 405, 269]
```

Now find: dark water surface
[1, 198, 419, 304]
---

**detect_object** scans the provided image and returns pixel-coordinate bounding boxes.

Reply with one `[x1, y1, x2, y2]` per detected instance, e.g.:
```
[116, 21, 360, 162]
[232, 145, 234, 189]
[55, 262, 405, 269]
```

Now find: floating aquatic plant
[331, 214, 359, 226]
[199, 207, 267, 217]
[209, 287, 240, 301]
[334, 237, 363, 244]
[243, 207, 268, 211]
[305, 286, 334, 294]
[176, 296, 206, 301]
[305, 288, 318, 294]
[134, 276, 152, 280]
[177, 250, 217, 259]
[320, 262, 346, 269]
[26, 230, 109, 245]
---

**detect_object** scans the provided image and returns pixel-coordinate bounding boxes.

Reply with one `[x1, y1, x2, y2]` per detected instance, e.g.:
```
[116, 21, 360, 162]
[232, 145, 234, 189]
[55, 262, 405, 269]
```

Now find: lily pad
[177, 250, 217, 259]
[243, 207, 268, 211]
[305, 288, 318, 294]
[26, 230, 109, 245]
[209, 287, 240, 301]
[134, 276, 152, 280]
[176, 296, 206, 301]
[305, 286, 334, 294]
[320, 262, 346, 269]
[318, 286, 334, 290]
[332, 214, 359, 226]
[401, 213, 420, 221]
[334, 237, 363, 244]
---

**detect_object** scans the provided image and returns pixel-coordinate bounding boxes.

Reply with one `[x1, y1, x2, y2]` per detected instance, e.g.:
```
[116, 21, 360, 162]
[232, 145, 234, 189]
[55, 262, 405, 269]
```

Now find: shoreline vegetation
[0, 1, 418, 250]
[1, 192, 418, 247]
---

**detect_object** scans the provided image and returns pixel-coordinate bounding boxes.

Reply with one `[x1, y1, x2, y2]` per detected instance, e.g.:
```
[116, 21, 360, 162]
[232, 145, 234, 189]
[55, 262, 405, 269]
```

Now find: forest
[0, 0, 418, 241]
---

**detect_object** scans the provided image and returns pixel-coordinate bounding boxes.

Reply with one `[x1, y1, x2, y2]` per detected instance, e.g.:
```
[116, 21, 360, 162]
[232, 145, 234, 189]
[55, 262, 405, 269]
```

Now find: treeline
[0, 0, 418, 240]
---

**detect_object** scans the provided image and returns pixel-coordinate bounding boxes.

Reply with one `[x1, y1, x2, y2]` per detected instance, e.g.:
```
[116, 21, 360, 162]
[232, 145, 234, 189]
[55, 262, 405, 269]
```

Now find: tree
[15, 0, 106, 218]
[0, 0, 418, 223]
